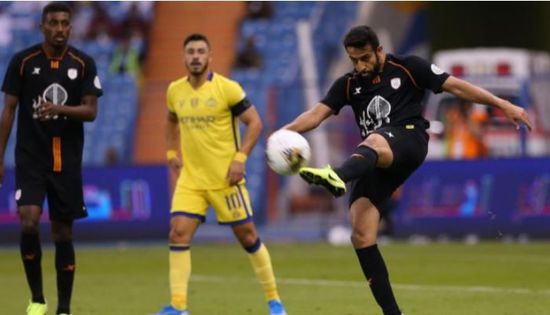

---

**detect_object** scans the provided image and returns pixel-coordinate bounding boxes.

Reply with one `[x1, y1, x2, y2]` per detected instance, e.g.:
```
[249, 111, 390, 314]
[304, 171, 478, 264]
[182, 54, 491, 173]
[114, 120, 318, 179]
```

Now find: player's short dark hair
[42, 2, 72, 23]
[183, 33, 210, 48]
[343, 25, 380, 49]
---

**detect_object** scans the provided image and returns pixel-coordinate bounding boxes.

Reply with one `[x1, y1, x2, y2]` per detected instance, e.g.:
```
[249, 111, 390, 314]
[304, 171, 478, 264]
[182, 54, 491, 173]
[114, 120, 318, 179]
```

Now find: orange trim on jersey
[50, 60, 59, 69]
[19, 50, 42, 76]
[52, 137, 62, 172]
[68, 51, 86, 77]
[387, 60, 420, 89]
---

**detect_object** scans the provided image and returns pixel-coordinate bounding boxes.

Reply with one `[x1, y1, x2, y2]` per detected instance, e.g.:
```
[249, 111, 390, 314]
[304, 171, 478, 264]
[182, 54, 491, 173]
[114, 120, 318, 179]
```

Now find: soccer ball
[266, 129, 311, 175]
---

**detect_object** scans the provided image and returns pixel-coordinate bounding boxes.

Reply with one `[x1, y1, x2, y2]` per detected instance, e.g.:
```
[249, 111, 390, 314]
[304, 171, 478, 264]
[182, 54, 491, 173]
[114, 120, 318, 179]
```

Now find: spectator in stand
[0, 5, 12, 48]
[234, 36, 262, 69]
[245, 1, 273, 19]
[109, 33, 143, 78]
[442, 98, 488, 159]
[67, 2, 93, 42]
[85, 2, 118, 42]
[118, 3, 149, 56]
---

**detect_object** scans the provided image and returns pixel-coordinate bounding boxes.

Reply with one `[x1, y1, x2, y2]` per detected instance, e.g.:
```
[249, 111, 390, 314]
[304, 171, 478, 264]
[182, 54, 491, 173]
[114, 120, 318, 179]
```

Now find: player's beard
[362, 55, 381, 81]
[187, 61, 209, 77]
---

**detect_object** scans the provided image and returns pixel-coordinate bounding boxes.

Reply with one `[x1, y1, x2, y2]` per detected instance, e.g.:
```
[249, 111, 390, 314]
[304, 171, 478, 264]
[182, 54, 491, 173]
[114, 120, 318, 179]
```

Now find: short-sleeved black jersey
[321, 54, 449, 138]
[1, 44, 103, 170]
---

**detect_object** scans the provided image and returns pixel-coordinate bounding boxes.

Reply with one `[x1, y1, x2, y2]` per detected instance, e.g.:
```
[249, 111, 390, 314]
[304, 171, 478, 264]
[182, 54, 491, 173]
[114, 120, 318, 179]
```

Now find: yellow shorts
[171, 184, 253, 225]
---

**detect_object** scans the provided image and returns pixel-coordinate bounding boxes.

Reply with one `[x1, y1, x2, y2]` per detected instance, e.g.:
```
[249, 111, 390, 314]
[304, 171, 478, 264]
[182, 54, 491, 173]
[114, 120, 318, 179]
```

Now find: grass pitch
[1, 241, 549, 315]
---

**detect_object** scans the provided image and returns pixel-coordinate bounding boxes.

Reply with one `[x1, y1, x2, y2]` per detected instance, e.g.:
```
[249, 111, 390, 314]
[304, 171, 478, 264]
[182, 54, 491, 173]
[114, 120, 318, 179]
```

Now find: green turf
[1, 242, 549, 315]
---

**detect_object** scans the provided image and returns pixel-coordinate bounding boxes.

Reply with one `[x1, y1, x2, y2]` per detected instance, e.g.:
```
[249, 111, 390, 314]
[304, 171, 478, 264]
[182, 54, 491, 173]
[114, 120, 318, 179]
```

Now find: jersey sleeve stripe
[19, 50, 42, 76]
[387, 60, 420, 90]
[68, 52, 86, 77]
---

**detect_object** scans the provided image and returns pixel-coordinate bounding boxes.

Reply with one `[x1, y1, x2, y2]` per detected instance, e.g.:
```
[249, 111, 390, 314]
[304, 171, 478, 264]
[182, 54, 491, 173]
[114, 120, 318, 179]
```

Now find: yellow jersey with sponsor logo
[166, 72, 250, 190]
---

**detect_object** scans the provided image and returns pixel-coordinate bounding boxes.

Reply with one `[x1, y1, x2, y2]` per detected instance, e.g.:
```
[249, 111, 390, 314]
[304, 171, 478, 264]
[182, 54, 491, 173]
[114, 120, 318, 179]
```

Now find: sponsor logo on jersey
[359, 95, 392, 136]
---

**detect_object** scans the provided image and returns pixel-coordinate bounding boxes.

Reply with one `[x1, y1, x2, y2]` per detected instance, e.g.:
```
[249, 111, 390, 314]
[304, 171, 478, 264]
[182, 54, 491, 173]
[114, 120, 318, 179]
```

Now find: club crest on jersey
[206, 97, 217, 107]
[390, 78, 401, 90]
[67, 68, 78, 80]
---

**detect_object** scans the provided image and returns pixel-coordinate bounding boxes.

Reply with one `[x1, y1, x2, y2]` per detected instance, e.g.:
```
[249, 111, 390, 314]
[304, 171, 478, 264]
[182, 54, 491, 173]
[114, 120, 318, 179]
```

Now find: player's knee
[238, 233, 258, 248]
[169, 227, 191, 243]
[20, 216, 40, 233]
[51, 225, 73, 241]
[350, 229, 377, 247]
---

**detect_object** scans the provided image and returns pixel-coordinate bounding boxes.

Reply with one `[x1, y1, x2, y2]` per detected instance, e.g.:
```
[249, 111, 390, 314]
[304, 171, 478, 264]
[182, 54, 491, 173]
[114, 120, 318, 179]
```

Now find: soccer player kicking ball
[153, 33, 287, 315]
[282, 25, 532, 315]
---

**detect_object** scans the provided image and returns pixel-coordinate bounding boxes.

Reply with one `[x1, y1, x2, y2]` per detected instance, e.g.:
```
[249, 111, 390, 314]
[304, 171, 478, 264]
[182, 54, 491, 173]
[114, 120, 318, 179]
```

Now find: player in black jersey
[0, 3, 102, 315]
[283, 26, 532, 315]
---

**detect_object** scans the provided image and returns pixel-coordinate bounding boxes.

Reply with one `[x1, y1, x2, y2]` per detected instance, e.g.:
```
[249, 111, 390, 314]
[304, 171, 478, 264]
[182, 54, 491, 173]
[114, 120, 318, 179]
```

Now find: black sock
[355, 244, 401, 315]
[55, 241, 75, 315]
[334, 145, 378, 182]
[20, 232, 45, 304]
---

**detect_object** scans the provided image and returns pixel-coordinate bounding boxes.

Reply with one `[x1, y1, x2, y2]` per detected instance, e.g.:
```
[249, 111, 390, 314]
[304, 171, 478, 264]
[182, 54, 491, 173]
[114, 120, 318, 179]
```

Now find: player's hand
[168, 157, 182, 175]
[502, 101, 533, 131]
[35, 100, 59, 121]
[226, 160, 245, 186]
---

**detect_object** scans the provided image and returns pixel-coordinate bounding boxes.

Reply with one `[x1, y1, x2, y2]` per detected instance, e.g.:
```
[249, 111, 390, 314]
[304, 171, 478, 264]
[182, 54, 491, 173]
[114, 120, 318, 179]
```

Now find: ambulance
[425, 48, 550, 159]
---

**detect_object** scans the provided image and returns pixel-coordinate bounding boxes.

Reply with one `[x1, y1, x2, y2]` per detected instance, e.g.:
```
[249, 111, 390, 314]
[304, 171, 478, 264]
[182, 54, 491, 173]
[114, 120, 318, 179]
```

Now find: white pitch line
[191, 274, 550, 296]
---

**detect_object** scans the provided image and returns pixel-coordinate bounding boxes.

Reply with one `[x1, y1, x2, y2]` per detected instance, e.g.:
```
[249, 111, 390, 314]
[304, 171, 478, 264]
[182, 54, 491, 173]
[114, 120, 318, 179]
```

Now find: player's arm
[166, 111, 181, 172]
[0, 93, 18, 184]
[283, 103, 333, 133]
[36, 95, 98, 122]
[237, 105, 262, 157]
[442, 76, 533, 131]
[227, 106, 262, 185]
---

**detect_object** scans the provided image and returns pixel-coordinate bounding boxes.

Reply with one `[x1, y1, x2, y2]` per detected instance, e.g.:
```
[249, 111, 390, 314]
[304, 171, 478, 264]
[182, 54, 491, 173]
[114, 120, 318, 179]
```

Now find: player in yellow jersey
[153, 33, 287, 315]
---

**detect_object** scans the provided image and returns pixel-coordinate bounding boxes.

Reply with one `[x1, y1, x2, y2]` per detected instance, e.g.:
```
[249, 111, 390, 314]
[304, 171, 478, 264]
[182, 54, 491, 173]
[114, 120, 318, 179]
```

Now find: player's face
[184, 40, 211, 76]
[346, 44, 383, 79]
[41, 12, 72, 49]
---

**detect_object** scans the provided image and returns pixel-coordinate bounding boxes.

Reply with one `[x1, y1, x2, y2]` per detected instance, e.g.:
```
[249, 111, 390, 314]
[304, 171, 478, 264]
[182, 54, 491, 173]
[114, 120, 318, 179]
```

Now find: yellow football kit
[166, 72, 254, 224]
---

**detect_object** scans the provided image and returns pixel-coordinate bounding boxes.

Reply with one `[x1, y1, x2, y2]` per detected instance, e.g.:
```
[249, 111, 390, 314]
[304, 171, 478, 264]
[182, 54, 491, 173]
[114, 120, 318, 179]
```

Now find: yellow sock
[169, 245, 191, 310]
[247, 243, 280, 301]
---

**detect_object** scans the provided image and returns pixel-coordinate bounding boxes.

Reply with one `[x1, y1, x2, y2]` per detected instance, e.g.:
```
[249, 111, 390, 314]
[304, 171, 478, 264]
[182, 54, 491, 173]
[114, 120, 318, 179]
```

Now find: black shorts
[15, 165, 87, 221]
[349, 124, 428, 212]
